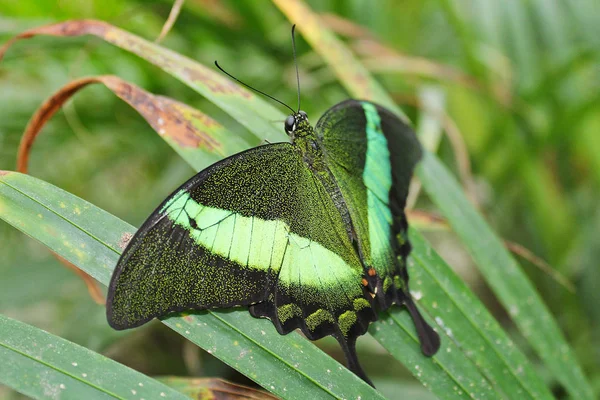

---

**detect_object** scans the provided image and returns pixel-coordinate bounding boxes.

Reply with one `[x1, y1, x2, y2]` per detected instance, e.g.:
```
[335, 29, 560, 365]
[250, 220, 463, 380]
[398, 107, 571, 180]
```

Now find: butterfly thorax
[290, 118, 359, 249]
[290, 120, 323, 168]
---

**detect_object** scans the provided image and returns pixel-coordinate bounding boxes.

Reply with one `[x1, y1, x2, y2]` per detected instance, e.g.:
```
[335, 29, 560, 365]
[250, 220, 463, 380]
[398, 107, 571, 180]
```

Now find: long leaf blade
[418, 152, 594, 399]
[15, 75, 251, 173]
[0, 20, 284, 145]
[0, 172, 530, 400]
[0, 314, 187, 400]
[0, 171, 382, 400]
[271, 1, 594, 398]
[407, 231, 552, 399]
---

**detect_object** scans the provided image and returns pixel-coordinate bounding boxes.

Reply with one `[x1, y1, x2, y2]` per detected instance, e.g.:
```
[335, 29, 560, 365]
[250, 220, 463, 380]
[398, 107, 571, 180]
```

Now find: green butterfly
[107, 27, 440, 387]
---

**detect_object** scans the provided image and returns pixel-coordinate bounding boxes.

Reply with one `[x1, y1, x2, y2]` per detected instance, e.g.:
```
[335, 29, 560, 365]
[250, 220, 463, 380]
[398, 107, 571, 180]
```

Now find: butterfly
[106, 26, 440, 387]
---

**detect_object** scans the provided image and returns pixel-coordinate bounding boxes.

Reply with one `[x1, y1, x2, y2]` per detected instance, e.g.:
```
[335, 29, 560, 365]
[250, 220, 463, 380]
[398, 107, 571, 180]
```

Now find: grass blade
[272, 0, 593, 398]
[16, 75, 250, 175]
[0, 171, 382, 400]
[0, 20, 284, 144]
[0, 168, 549, 400]
[0, 314, 187, 400]
[418, 153, 595, 399]
[406, 231, 553, 399]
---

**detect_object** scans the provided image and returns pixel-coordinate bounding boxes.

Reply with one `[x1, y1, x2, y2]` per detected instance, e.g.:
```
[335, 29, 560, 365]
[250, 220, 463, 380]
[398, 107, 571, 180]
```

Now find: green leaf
[0, 20, 285, 145]
[0, 170, 549, 400]
[0, 313, 187, 400]
[366, 227, 554, 400]
[271, 2, 594, 399]
[418, 153, 594, 399]
[406, 231, 552, 399]
[0, 171, 382, 400]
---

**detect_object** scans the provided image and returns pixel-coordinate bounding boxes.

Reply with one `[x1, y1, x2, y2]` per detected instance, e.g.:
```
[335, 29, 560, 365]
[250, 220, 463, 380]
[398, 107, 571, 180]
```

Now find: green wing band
[107, 217, 273, 330]
[162, 190, 364, 307]
[361, 102, 396, 274]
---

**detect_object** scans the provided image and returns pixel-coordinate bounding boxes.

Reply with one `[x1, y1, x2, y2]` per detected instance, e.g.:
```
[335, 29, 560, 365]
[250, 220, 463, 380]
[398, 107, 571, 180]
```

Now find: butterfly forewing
[107, 143, 377, 346]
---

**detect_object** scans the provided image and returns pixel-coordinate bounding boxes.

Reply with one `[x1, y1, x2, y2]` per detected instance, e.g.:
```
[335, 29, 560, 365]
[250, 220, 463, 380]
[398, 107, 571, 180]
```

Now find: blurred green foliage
[0, 0, 598, 398]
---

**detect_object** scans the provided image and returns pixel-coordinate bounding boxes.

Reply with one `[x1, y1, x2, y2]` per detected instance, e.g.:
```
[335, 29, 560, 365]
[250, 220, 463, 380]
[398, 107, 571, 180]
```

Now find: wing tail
[334, 333, 374, 387]
[404, 294, 441, 356]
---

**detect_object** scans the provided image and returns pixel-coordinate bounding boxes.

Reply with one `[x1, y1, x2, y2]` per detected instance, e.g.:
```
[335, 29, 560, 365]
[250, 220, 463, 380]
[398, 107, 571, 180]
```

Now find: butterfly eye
[298, 110, 308, 120]
[284, 115, 296, 133]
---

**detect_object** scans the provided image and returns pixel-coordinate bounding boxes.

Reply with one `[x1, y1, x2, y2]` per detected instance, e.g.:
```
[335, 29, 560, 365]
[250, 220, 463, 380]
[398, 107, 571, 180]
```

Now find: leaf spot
[118, 232, 134, 250]
[411, 290, 422, 300]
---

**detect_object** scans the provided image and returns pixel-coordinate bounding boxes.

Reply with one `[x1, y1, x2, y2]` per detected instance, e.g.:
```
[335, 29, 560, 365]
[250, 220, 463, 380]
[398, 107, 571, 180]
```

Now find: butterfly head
[285, 110, 309, 137]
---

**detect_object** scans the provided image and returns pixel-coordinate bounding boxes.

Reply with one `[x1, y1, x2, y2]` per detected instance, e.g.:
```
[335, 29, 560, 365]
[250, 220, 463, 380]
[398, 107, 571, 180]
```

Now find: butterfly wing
[107, 142, 377, 382]
[315, 99, 440, 355]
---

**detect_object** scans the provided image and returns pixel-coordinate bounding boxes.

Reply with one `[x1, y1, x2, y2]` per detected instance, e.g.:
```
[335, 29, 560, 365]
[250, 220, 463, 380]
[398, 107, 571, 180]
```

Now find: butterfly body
[107, 99, 440, 386]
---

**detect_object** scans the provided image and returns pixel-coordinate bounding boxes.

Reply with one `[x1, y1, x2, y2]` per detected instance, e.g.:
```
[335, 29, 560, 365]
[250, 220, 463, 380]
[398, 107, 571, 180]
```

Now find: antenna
[214, 61, 296, 114]
[291, 24, 301, 112]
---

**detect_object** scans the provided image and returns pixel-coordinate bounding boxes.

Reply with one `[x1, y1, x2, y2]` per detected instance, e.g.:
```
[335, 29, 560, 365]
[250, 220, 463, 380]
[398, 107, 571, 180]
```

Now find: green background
[0, 0, 598, 398]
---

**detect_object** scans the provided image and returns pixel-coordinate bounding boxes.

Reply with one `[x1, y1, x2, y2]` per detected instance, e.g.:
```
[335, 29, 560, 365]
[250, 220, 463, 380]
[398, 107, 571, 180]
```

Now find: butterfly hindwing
[107, 143, 378, 369]
[316, 100, 439, 355]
